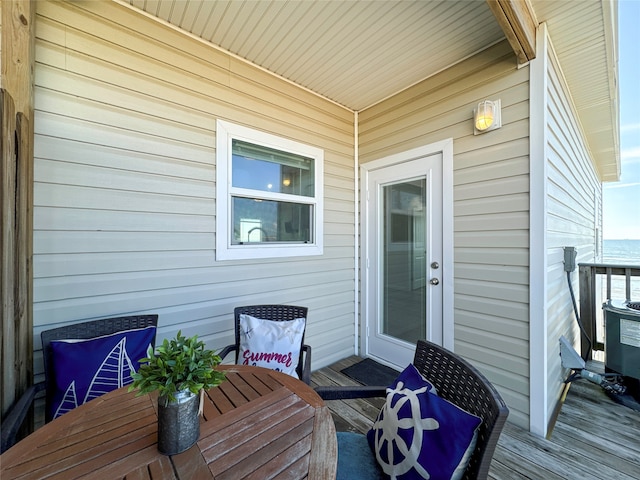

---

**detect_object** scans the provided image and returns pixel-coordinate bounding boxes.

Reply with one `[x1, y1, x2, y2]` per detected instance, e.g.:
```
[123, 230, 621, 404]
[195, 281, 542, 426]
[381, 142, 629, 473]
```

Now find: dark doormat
[341, 358, 399, 386]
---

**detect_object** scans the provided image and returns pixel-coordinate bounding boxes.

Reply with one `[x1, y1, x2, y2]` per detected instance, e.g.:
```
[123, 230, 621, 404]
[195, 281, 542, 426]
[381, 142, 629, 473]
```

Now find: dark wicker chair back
[412, 340, 509, 480]
[1, 314, 158, 453]
[41, 314, 159, 422]
[219, 305, 311, 384]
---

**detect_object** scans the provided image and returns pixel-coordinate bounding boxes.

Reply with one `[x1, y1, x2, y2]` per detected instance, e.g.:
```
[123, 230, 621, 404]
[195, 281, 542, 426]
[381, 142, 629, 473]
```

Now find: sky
[602, 0, 640, 240]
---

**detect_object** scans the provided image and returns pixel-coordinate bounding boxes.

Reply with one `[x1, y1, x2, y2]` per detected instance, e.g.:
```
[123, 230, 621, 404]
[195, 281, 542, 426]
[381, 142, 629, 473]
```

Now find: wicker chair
[0, 314, 158, 453]
[219, 305, 311, 384]
[315, 339, 509, 480]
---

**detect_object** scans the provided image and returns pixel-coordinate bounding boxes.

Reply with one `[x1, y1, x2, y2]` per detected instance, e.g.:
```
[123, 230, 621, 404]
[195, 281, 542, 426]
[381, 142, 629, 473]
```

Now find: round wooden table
[0, 365, 337, 479]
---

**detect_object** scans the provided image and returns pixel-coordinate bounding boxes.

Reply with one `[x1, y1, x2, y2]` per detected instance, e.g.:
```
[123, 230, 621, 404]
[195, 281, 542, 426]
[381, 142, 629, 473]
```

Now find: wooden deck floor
[311, 356, 640, 480]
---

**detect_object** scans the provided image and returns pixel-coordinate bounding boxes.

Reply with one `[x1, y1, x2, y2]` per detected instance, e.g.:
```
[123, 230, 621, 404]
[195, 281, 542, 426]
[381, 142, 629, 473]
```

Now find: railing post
[578, 265, 595, 360]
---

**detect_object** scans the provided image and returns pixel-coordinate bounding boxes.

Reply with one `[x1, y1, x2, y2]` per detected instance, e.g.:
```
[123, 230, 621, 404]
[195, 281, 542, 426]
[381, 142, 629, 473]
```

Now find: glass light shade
[473, 99, 501, 135]
[475, 100, 495, 131]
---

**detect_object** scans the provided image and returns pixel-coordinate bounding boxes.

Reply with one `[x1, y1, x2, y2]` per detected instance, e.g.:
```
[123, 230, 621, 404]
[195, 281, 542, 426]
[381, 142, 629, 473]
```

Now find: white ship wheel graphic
[372, 381, 439, 478]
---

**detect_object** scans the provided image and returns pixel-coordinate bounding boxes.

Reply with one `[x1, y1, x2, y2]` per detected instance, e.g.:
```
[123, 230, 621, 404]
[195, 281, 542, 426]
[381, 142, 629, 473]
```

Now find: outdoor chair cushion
[49, 326, 156, 420]
[366, 364, 482, 480]
[239, 314, 305, 378]
[337, 431, 386, 480]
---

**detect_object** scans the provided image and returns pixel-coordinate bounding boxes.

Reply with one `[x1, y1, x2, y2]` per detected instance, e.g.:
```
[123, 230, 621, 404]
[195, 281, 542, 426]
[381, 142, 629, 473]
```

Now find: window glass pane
[231, 197, 312, 244]
[232, 140, 315, 197]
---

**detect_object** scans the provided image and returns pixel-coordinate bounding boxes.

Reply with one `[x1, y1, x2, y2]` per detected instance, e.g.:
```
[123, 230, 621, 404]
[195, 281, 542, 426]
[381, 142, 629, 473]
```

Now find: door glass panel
[381, 179, 427, 342]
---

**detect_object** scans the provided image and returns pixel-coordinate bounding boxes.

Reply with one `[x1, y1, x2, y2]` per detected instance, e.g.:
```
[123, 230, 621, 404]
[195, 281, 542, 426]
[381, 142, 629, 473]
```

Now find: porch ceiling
[120, 0, 620, 181]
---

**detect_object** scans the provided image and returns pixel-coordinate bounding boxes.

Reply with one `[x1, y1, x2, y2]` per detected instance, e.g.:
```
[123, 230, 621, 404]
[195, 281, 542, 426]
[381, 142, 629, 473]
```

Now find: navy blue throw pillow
[366, 364, 482, 480]
[49, 326, 156, 420]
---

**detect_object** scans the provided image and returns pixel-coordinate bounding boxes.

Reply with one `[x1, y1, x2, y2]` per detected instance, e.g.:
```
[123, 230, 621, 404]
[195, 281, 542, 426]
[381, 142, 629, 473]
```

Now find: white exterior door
[362, 142, 452, 369]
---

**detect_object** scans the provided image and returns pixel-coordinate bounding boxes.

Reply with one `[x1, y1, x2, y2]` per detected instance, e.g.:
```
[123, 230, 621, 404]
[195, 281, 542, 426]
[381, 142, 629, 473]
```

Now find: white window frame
[216, 120, 324, 260]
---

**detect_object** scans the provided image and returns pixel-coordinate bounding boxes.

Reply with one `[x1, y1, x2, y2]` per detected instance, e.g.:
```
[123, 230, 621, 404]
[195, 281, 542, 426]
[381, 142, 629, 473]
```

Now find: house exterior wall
[542, 29, 602, 431]
[359, 41, 532, 428]
[28, 2, 608, 437]
[32, 0, 356, 380]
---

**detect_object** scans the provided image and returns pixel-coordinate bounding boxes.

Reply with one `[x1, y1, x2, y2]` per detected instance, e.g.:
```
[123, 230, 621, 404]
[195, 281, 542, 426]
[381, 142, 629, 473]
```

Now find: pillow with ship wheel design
[366, 364, 482, 480]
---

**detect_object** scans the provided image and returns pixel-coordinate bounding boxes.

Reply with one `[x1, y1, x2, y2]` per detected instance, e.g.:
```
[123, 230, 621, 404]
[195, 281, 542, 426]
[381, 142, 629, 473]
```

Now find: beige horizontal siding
[544, 39, 601, 426]
[33, 1, 355, 380]
[359, 40, 531, 429]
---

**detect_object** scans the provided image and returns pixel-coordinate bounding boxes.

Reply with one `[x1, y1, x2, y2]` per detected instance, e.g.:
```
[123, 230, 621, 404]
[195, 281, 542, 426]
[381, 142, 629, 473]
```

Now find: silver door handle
[429, 278, 440, 286]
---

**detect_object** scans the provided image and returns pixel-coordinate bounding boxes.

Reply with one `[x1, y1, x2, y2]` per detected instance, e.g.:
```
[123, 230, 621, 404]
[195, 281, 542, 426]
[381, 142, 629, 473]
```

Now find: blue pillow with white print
[366, 364, 482, 480]
[49, 326, 156, 420]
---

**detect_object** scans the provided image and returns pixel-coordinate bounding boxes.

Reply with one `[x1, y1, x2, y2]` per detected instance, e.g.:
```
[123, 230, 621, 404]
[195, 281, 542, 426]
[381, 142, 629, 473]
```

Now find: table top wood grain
[0, 365, 337, 479]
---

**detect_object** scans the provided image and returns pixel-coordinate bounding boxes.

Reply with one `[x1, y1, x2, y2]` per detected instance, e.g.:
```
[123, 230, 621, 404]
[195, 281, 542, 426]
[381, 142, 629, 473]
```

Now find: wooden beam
[1, 0, 35, 420]
[16, 109, 34, 401]
[487, 0, 538, 64]
[1, 0, 35, 112]
[1, 89, 18, 416]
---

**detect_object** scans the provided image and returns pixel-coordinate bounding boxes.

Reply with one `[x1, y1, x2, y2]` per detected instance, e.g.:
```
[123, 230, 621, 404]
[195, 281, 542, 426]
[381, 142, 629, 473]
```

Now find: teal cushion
[337, 431, 385, 480]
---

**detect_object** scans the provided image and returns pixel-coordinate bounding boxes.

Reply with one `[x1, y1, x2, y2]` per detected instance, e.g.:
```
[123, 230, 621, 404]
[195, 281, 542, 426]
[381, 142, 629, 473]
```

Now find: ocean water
[602, 239, 640, 301]
[602, 239, 640, 265]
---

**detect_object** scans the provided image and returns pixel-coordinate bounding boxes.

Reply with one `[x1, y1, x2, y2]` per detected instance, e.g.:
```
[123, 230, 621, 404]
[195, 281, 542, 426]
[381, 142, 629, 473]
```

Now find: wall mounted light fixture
[473, 99, 502, 135]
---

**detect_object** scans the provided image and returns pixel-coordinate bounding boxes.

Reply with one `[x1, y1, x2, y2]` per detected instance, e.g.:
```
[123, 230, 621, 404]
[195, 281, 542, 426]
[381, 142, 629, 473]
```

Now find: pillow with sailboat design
[49, 326, 156, 420]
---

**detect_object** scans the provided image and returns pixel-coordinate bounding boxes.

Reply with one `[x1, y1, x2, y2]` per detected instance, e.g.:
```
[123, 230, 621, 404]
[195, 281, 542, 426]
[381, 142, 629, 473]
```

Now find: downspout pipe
[354, 111, 359, 354]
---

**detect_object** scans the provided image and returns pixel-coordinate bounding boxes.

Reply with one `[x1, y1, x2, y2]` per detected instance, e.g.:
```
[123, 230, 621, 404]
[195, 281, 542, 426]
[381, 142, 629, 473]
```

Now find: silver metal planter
[157, 389, 200, 455]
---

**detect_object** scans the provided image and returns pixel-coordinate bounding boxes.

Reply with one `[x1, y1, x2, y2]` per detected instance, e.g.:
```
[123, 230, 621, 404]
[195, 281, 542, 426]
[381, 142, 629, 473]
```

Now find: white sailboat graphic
[83, 337, 136, 404]
[54, 380, 78, 418]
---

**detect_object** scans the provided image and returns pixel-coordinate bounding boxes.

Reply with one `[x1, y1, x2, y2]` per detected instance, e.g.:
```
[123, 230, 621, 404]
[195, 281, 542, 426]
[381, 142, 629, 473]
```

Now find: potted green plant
[129, 331, 226, 455]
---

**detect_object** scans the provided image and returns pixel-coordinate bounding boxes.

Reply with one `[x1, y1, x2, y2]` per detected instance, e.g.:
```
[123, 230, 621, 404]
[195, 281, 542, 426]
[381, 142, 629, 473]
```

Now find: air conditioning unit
[603, 300, 640, 380]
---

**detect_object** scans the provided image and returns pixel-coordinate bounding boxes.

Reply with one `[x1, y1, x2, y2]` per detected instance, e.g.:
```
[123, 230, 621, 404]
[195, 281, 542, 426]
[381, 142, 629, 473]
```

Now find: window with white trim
[216, 120, 324, 260]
